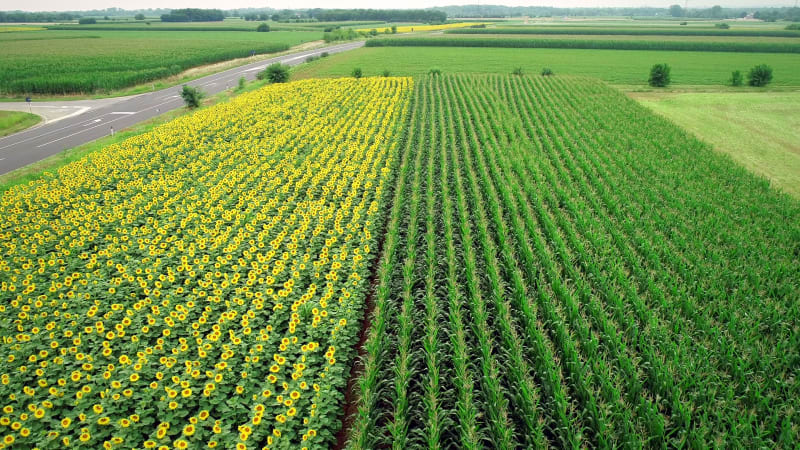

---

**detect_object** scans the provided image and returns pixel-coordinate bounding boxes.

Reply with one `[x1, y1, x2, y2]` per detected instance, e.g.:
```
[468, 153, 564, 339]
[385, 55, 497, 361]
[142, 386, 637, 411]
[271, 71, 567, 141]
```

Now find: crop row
[365, 36, 800, 53]
[345, 74, 800, 448]
[447, 26, 800, 38]
[0, 77, 412, 448]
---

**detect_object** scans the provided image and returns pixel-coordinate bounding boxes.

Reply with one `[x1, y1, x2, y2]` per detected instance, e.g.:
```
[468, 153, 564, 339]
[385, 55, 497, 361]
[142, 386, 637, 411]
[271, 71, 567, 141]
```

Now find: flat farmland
[0, 30, 320, 95]
[293, 46, 800, 86]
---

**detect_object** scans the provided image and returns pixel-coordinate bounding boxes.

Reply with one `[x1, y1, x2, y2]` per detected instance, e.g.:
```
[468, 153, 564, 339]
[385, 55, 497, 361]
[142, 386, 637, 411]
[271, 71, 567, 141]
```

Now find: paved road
[0, 41, 364, 176]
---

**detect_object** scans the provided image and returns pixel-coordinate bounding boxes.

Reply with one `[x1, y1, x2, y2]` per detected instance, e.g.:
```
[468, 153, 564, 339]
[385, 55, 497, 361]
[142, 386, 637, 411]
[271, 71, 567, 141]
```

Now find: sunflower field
[0, 77, 411, 449]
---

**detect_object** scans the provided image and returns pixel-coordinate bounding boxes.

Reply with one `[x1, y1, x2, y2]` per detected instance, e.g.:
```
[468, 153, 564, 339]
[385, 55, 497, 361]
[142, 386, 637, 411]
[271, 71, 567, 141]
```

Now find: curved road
[0, 41, 364, 176]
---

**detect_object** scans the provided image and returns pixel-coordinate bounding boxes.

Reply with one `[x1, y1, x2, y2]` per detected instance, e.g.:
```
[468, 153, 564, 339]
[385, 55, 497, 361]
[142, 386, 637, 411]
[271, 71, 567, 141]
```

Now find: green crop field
[448, 26, 800, 38]
[293, 47, 800, 86]
[435, 32, 800, 44]
[365, 36, 800, 54]
[348, 74, 800, 448]
[47, 19, 386, 32]
[0, 30, 320, 95]
[635, 91, 800, 198]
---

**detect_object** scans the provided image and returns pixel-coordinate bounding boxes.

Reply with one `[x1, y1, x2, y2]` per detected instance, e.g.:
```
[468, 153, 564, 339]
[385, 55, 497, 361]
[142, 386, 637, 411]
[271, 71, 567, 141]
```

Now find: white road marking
[84, 119, 102, 126]
[35, 97, 179, 148]
[109, 112, 136, 115]
[0, 158, 5, 161]
[0, 107, 95, 150]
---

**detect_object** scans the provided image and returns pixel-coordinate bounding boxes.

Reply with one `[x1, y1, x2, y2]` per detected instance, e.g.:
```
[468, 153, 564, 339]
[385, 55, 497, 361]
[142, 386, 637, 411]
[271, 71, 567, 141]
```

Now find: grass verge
[0, 111, 41, 137]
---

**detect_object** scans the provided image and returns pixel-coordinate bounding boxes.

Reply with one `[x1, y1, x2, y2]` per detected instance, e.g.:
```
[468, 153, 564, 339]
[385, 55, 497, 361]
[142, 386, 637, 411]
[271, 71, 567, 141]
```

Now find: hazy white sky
[7, 0, 796, 12]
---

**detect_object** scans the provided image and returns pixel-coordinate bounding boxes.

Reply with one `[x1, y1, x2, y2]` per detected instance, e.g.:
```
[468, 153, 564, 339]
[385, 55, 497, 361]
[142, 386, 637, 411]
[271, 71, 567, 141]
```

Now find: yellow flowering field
[0, 77, 411, 449]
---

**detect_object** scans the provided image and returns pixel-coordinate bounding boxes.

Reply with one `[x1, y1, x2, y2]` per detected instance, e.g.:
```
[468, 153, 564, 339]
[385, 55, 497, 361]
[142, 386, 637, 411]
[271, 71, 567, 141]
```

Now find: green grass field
[436, 33, 800, 44]
[0, 111, 41, 137]
[0, 30, 320, 95]
[46, 18, 387, 32]
[635, 91, 800, 198]
[293, 46, 800, 86]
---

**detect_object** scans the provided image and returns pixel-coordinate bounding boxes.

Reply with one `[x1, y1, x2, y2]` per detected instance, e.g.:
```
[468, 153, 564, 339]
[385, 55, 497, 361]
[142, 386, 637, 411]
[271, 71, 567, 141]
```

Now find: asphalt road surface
[0, 41, 364, 176]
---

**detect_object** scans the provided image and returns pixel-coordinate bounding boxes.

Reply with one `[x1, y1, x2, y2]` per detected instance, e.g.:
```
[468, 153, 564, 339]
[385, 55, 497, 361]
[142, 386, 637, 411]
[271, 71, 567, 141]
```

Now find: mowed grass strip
[293, 46, 800, 86]
[0, 111, 41, 137]
[634, 90, 800, 198]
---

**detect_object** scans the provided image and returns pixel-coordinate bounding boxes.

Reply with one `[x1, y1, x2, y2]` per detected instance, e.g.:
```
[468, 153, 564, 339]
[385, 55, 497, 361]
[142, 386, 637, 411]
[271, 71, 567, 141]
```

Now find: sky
[7, 0, 796, 13]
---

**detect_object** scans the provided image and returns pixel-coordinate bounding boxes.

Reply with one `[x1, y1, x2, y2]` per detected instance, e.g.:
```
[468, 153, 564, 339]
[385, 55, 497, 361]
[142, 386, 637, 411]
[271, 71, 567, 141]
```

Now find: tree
[747, 64, 773, 87]
[729, 70, 743, 86]
[134, 13, 145, 20]
[648, 63, 671, 87]
[257, 63, 290, 83]
[256, 23, 270, 32]
[352, 67, 363, 79]
[669, 4, 683, 17]
[180, 85, 204, 108]
[710, 5, 723, 18]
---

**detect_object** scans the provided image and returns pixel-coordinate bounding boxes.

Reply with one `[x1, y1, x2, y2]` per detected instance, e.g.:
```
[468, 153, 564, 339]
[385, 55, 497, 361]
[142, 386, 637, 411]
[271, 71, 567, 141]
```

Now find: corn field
[347, 74, 800, 449]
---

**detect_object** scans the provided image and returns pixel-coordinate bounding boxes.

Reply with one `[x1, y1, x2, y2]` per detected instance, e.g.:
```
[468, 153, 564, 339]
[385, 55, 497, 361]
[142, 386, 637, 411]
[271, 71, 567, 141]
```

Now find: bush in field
[258, 63, 290, 83]
[383, 69, 391, 77]
[715, 23, 730, 29]
[134, 14, 145, 20]
[512, 67, 524, 76]
[648, 63, 671, 87]
[180, 85, 204, 108]
[747, 64, 773, 86]
[352, 67, 363, 79]
[78, 18, 96, 24]
[729, 70, 743, 86]
[429, 67, 442, 76]
[256, 23, 270, 32]
[237, 76, 246, 91]
[541, 67, 554, 76]
[391, 25, 398, 33]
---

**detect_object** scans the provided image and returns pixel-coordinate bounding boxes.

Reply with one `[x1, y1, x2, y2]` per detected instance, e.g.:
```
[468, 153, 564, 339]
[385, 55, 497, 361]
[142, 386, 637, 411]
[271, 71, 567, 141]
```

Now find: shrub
[680, 21, 688, 25]
[787, 24, 800, 30]
[729, 70, 743, 86]
[180, 85, 204, 108]
[648, 63, 671, 87]
[715, 23, 730, 29]
[747, 64, 773, 86]
[237, 76, 246, 91]
[352, 67, 363, 79]
[321, 52, 329, 57]
[256, 23, 270, 32]
[428, 67, 442, 75]
[306, 55, 320, 63]
[391, 25, 397, 33]
[541, 67, 554, 76]
[382, 69, 391, 77]
[134, 14, 145, 20]
[78, 18, 97, 24]
[258, 63, 290, 83]
[512, 67, 524, 76]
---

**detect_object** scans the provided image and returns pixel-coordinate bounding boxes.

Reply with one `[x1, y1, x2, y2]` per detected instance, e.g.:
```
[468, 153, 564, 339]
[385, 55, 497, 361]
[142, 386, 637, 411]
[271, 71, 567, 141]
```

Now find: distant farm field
[635, 91, 800, 197]
[0, 30, 320, 95]
[293, 46, 800, 86]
